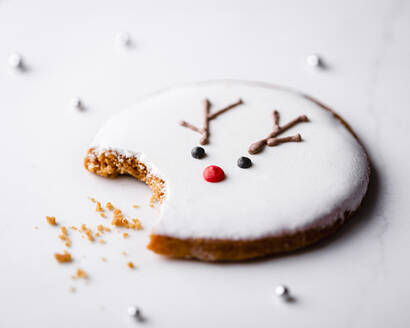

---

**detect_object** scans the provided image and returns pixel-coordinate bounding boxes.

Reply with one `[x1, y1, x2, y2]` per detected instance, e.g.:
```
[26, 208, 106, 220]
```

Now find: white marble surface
[0, 0, 409, 327]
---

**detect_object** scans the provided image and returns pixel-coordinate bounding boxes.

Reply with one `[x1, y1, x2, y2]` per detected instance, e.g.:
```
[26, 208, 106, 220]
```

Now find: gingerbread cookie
[84, 81, 370, 261]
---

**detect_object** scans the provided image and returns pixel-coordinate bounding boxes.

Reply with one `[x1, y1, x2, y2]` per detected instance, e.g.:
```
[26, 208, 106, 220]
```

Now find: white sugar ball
[70, 97, 83, 110]
[306, 54, 322, 67]
[8, 53, 23, 69]
[116, 32, 131, 47]
[275, 285, 289, 298]
[127, 306, 141, 317]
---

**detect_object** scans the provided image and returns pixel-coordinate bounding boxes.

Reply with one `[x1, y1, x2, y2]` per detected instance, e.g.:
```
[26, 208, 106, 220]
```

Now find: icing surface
[89, 81, 369, 240]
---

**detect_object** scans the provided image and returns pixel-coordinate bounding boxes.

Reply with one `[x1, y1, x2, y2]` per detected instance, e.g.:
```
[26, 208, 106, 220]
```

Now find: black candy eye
[237, 156, 252, 168]
[191, 146, 206, 159]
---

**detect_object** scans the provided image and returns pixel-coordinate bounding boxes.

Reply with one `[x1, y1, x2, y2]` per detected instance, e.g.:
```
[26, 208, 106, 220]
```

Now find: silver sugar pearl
[70, 97, 83, 110]
[8, 53, 23, 69]
[306, 54, 322, 68]
[275, 285, 289, 298]
[127, 306, 141, 317]
[116, 32, 131, 47]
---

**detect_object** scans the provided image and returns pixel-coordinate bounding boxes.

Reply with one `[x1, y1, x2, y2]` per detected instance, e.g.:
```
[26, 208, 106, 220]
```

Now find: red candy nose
[203, 165, 225, 183]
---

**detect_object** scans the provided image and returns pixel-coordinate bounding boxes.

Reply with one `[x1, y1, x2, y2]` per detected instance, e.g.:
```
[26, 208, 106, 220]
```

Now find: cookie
[84, 81, 370, 261]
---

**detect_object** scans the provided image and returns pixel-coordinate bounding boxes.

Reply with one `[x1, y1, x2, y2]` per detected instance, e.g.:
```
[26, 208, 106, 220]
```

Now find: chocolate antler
[179, 98, 243, 145]
[248, 110, 308, 154]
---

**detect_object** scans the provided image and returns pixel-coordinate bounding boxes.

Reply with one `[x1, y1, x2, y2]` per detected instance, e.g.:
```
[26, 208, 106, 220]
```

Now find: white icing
[90, 81, 369, 240]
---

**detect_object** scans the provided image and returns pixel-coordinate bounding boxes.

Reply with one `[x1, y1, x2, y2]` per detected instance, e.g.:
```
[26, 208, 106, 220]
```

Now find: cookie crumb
[70, 226, 78, 231]
[113, 208, 123, 217]
[101, 257, 107, 262]
[97, 224, 104, 233]
[131, 218, 143, 230]
[106, 202, 114, 211]
[54, 250, 72, 263]
[34, 226, 39, 230]
[132, 204, 140, 209]
[69, 287, 76, 293]
[85, 229, 94, 242]
[123, 232, 129, 238]
[96, 202, 104, 212]
[46, 216, 57, 225]
[111, 209, 128, 227]
[122, 251, 127, 256]
[127, 261, 135, 269]
[58, 234, 67, 241]
[99, 239, 106, 244]
[90, 197, 96, 203]
[104, 226, 111, 232]
[72, 268, 88, 280]
[100, 213, 106, 218]
[58, 226, 71, 245]
[81, 224, 87, 231]
[112, 217, 126, 227]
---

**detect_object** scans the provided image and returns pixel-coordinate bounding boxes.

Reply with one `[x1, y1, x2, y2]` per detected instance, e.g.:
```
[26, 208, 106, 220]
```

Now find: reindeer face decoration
[178, 98, 309, 182]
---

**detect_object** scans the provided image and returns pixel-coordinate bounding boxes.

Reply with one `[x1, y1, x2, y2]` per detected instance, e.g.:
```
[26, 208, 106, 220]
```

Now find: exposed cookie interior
[84, 148, 166, 205]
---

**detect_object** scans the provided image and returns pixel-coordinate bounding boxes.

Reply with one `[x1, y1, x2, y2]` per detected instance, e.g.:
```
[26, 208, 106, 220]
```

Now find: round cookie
[84, 80, 370, 261]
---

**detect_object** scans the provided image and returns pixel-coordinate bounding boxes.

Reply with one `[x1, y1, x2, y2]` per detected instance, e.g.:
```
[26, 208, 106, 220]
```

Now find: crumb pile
[45, 198, 145, 292]
[112, 208, 143, 230]
[90, 198, 143, 231]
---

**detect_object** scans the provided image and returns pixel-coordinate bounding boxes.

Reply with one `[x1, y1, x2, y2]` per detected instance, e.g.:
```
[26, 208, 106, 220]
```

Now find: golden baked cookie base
[147, 217, 347, 261]
[84, 148, 352, 261]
